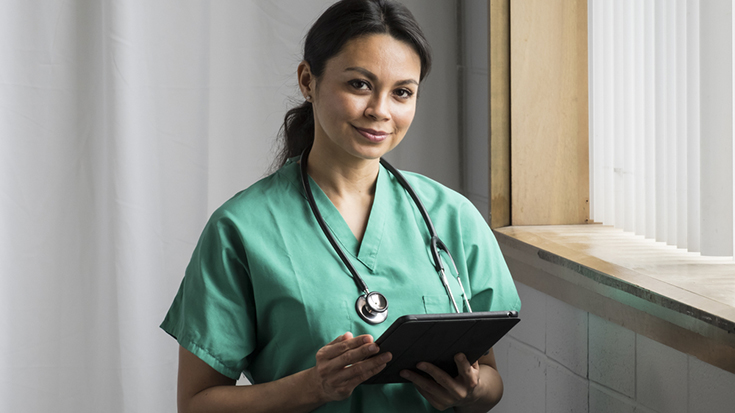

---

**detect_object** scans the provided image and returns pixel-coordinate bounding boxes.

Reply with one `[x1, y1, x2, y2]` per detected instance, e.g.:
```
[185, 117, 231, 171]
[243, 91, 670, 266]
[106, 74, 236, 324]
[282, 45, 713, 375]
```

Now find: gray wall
[461, 0, 491, 220]
[385, 0, 461, 192]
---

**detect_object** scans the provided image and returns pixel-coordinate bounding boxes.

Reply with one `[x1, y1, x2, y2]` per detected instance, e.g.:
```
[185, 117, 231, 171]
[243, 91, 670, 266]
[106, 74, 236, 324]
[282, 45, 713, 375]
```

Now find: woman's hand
[310, 332, 393, 403]
[399, 350, 504, 412]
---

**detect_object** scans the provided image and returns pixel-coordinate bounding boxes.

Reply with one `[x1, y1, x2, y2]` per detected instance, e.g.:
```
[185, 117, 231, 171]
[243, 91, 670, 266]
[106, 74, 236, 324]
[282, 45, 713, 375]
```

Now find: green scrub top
[161, 157, 521, 412]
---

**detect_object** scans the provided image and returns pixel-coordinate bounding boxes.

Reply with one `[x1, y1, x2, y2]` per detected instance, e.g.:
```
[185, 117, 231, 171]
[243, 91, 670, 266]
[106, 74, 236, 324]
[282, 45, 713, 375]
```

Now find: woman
[161, 0, 520, 411]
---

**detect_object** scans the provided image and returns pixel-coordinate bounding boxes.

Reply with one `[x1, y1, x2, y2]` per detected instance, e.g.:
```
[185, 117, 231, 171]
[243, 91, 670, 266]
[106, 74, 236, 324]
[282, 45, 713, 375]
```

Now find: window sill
[494, 224, 735, 374]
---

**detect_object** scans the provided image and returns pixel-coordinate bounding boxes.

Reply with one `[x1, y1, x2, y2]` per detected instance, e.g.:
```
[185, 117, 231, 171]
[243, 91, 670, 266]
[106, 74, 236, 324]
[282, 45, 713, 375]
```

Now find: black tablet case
[363, 311, 520, 384]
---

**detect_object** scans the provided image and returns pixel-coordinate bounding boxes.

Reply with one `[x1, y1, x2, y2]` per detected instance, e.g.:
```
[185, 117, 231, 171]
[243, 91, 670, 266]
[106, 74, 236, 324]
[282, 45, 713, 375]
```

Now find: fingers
[317, 334, 375, 363]
[326, 332, 352, 345]
[337, 351, 392, 387]
[454, 353, 480, 389]
[401, 368, 453, 410]
[400, 353, 482, 410]
[314, 333, 393, 402]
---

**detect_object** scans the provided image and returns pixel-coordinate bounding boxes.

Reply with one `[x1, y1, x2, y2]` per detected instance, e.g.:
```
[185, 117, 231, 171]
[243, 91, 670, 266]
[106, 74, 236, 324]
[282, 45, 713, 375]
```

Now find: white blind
[589, 0, 735, 257]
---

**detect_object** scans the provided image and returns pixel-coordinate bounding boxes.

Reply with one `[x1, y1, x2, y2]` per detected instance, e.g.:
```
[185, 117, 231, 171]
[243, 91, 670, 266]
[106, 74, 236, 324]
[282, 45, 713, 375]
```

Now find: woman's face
[301, 34, 422, 164]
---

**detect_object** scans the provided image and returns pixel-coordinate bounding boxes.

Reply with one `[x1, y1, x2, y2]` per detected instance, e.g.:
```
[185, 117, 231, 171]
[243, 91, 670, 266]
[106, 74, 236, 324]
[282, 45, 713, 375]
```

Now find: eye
[349, 79, 371, 90]
[394, 88, 415, 99]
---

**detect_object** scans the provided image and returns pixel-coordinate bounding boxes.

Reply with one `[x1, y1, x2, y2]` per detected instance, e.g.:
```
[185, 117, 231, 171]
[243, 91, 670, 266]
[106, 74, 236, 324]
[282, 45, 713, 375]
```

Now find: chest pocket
[422, 295, 455, 314]
[422, 270, 469, 314]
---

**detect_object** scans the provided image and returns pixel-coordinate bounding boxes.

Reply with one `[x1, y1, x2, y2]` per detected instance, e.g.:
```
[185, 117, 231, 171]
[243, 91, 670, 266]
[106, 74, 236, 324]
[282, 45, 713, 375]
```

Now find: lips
[353, 126, 390, 143]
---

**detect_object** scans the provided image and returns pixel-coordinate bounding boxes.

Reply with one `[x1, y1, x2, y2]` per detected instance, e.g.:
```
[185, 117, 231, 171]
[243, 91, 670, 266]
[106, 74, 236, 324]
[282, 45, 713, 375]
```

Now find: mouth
[353, 126, 390, 143]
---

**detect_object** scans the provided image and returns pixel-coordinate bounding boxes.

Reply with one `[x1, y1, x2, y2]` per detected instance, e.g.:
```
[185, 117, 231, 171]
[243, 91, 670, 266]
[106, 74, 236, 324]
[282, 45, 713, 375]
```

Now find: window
[589, 0, 734, 257]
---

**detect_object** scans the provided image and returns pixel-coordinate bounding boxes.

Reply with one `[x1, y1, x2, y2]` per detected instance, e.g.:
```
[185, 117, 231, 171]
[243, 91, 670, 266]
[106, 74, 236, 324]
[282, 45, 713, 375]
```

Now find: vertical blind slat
[644, 0, 657, 240]
[654, 0, 668, 243]
[603, 0, 615, 225]
[675, 0, 688, 249]
[614, 0, 626, 229]
[687, 0, 701, 252]
[700, 0, 733, 256]
[623, 0, 636, 234]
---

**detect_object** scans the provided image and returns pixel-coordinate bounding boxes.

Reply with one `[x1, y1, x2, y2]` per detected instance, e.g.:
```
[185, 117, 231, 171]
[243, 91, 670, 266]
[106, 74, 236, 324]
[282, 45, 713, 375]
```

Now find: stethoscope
[300, 145, 473, 325]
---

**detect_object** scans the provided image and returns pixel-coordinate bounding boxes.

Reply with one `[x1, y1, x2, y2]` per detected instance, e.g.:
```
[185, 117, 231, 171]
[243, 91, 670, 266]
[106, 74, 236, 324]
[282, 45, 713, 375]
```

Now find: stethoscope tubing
[299, 145, 472, 321]
[299, 145, 369, 293]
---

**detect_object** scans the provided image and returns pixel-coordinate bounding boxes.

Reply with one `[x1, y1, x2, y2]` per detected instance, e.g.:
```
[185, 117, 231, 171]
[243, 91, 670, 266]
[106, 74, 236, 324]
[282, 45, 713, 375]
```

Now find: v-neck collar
[305, 165, 389, 272]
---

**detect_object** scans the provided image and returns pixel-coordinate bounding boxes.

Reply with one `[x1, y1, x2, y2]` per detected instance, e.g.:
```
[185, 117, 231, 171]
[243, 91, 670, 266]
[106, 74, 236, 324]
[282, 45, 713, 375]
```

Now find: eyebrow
[344, 66, 419, 87]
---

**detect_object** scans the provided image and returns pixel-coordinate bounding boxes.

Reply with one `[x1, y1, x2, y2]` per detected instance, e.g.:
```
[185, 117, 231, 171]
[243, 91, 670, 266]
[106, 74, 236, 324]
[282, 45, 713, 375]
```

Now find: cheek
[322, 93, 363, 124]
[394, 104, 417, 130]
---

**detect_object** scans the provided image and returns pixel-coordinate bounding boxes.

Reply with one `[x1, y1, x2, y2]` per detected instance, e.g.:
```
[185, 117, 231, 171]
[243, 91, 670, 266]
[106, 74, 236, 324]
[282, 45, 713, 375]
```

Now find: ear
[298, 60, 316, 100]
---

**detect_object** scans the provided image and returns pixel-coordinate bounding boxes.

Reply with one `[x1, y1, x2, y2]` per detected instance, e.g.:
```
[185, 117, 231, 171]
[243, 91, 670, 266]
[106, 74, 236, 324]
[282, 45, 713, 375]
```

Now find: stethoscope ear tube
[379, 158, 439, 239]
[301, 145, 392, 325]
[300, 145, 473, 323]
[299, 144, 369, 293]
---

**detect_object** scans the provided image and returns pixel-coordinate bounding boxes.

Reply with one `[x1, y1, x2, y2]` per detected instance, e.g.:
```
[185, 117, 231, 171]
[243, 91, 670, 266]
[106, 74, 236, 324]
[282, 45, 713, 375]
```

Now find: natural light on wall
[589, 0, 735, 257]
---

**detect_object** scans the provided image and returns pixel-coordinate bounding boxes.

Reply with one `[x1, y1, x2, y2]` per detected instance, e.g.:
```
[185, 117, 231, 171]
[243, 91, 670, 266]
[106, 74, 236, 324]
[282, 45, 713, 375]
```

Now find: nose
[364, 93, 390, 121]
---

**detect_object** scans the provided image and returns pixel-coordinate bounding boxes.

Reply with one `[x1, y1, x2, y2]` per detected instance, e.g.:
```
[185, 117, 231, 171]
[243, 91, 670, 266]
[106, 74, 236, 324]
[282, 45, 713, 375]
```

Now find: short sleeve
[160, 209, 256, 380]
[460, 202, 521, 313]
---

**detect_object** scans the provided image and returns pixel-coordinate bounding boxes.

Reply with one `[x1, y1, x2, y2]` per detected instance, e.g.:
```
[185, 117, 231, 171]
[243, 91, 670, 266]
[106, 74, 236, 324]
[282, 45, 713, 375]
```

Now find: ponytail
[275, 100, 314, 168]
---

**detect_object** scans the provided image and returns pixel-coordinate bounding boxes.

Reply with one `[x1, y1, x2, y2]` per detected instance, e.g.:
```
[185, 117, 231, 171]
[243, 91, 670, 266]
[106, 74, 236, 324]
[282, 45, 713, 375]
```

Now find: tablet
[362, 311, 520, 385]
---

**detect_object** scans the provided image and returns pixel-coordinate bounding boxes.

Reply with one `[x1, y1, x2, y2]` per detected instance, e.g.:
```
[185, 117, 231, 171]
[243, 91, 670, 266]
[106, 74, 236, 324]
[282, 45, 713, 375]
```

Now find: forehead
[325, 34, 421, 82]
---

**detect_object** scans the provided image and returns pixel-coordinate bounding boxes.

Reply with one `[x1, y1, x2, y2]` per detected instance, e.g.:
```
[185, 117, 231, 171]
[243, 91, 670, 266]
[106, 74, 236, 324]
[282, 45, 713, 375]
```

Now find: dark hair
[274, 0, 432, 167]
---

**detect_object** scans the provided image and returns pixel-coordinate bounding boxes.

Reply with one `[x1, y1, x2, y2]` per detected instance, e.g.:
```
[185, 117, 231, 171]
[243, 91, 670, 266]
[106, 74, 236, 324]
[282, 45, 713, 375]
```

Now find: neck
[304, 141, 380, 243]
[305, 142, 380, 199]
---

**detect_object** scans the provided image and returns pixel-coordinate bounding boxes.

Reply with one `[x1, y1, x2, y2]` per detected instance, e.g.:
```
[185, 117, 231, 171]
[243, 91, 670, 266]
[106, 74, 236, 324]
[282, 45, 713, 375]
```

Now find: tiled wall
[492, 281, 735, 413]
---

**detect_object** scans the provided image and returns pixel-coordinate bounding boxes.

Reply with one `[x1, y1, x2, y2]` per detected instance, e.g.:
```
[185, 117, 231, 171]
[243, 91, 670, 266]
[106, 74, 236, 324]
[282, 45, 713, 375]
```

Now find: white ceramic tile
[503, 342, 546, 413]
[688, 356, 735, 413]
[589, 314, 636, 397]
[546, 295, 588, 377]
[589, 384, 637, 413]
[508, 281, 546, 352]
[636, 334, 688, 413]
[547, 362, 589, 413]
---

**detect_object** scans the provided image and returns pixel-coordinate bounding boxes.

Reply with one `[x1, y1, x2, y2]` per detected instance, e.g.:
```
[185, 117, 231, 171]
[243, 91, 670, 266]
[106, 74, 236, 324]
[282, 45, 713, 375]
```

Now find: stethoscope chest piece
[355, 291, 389, 325]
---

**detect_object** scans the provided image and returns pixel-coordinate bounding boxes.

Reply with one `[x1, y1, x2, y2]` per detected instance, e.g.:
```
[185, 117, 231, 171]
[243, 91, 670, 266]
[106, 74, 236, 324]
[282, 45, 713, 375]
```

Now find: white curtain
[0, 1, 460, 412]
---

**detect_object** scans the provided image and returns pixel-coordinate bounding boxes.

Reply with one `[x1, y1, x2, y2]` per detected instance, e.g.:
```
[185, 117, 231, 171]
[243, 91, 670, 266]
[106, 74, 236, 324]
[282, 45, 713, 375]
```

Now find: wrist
[302, 366, 329, 406]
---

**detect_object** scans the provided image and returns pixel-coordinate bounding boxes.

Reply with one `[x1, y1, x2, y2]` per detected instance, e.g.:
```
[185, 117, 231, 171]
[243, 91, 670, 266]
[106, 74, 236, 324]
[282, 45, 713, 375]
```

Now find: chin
[351, 145, 391, 161]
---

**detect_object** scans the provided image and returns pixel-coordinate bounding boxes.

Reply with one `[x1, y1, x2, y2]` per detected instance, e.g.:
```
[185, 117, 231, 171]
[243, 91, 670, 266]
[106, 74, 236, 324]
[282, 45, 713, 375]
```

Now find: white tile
[589, 314, 636, 397]
[636, 334, 688, 413]
[589, 384, 637, 413]
[502, 342, 546, 413]
[547, 362, 588, 413]
[546, 295, 588, 377]
[688, 356, 735, 413]
[508, 281, 546, 352]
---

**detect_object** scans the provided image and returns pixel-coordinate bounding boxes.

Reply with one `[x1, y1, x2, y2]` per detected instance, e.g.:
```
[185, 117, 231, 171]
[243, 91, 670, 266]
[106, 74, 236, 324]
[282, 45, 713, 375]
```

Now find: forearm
[454, 365, 504, 413]
[181, 367, 325, 413]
